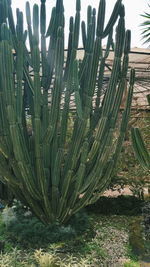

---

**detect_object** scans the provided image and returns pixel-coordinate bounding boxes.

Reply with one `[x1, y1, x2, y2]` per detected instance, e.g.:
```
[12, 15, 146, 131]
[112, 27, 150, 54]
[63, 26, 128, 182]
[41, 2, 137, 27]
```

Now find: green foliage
[0, 212, 141, 267]
[0, 0, 134, 224]
[0, 201, 90, 248]
[1, 206, 17, 228]
[140, 4, 150, 45]
[86, 195, 143, 215]
[6, 217, 76, 248]
[0, 181, 13, 204]
[124, 261, 140, 267]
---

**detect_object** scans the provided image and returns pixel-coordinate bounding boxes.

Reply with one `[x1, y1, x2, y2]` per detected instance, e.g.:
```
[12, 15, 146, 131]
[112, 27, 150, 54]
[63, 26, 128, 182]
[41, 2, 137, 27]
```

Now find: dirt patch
[103, 187, 149, 197]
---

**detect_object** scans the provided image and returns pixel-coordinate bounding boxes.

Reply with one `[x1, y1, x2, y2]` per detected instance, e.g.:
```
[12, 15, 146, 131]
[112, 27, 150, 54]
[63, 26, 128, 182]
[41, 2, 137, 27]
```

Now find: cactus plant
[132, 2, 150, 173]
[0, 0, 135, 224]
[131, 94, 150, 171]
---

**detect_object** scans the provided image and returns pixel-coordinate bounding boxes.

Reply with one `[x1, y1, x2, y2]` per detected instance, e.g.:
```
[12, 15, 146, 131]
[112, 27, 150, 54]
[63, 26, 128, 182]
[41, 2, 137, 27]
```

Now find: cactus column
[131, 94, 150, 171]
[0, 0, 134, 224]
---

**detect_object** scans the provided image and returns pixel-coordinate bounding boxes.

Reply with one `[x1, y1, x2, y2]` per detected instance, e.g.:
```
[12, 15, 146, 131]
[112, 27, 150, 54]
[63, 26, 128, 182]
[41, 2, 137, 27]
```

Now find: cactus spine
[0, 0, 134, 224]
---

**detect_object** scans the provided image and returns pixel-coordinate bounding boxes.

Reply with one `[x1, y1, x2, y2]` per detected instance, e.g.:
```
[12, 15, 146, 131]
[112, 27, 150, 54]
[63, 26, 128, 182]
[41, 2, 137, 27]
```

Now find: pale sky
[12, 0, 149, 48]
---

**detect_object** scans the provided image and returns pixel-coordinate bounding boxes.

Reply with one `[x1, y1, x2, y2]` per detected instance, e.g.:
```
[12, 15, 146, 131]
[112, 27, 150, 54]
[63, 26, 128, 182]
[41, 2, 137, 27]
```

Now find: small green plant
[34, 249, 60, 267]
[0, 247, 36, 267]
[140, 2, 150, 45]
[124, 260, 140, 267]
[1, 206, 17, 228]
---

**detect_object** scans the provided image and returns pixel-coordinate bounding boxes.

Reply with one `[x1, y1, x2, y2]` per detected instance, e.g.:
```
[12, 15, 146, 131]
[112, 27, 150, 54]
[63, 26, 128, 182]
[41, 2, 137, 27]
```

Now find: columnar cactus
[131, 94, 150, 171]
[0, 0, 135, 224]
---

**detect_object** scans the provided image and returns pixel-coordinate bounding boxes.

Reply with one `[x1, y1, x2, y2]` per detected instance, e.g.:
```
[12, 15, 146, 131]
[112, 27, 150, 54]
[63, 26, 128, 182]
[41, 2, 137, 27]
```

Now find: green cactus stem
[0, 0, 134, 224]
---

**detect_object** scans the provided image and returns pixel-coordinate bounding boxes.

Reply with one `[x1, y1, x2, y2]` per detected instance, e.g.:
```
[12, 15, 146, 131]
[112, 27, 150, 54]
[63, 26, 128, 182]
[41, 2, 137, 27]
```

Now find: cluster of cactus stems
[0, 0, 135, 224]
[131, 94, 150, 171]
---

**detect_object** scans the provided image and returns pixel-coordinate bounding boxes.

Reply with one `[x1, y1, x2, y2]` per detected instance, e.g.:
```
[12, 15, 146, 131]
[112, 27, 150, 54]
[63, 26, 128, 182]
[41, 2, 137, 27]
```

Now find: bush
[1, 201, 90, 248]
[142, 201, 150, 241]
[86, 195, 143, 215]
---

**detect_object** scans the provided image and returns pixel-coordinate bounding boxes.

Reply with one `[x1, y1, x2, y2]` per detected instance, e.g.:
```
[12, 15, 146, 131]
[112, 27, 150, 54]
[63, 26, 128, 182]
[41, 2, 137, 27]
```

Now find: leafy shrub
[6, 217, 76, 248]
[1, 207, 17, 228]
[142, 201, 150, 241]
[34, 249, 60, 267]
[86, 195, 144, 215]
[67, 210, 90, 234]
[1, 201, 90, 248]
